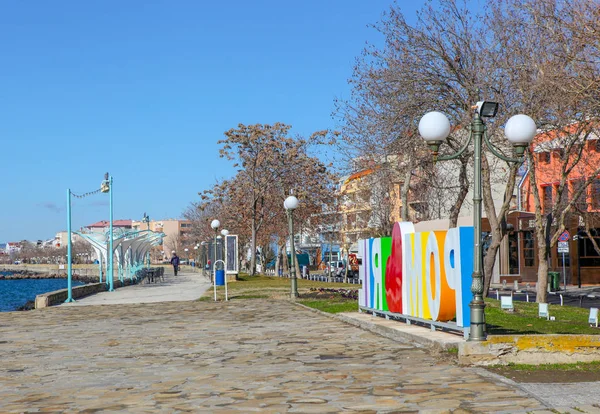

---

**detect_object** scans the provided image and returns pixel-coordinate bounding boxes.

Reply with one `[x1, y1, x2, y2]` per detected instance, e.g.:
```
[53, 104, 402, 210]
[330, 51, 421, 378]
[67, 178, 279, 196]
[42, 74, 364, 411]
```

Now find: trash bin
[548, 271, 560, 292]
[215, 269, 225, 286]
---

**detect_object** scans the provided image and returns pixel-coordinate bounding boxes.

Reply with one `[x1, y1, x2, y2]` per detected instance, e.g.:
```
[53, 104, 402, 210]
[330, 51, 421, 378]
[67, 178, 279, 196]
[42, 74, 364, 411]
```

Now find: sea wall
[35, 283, 107, 308]
[34, 278, 140, 308]
[33, 267, 163, 309]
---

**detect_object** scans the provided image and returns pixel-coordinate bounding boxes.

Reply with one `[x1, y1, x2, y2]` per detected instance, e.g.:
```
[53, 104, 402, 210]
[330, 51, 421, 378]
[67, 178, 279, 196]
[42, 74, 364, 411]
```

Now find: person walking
[170, 251, 180, 276]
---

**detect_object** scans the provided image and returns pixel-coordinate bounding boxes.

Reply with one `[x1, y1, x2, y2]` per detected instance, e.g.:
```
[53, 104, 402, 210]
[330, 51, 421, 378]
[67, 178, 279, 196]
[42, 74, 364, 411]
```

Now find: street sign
[558, 241, 569, 253]
[558, 230, 570, 242]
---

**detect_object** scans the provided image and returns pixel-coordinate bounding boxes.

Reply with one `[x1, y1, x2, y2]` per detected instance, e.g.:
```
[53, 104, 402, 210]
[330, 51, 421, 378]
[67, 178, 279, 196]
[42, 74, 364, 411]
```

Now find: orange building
[518, 123, 600, 285]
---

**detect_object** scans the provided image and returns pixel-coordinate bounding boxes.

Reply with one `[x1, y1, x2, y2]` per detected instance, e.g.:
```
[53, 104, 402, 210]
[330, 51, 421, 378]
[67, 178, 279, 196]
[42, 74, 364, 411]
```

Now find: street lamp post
[65, 188, 74, 302]
[142, 213, 150, 266]
[419, 103, 536, 341]
[99, 173, 115, 292]
[211, 219, 220, 282]
[284, 195, 299, 299]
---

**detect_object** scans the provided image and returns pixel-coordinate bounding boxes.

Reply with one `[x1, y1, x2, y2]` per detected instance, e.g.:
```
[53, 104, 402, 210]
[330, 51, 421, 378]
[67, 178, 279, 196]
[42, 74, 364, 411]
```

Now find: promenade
[61, 268, 212, 306]
[0, 272, 598, 412]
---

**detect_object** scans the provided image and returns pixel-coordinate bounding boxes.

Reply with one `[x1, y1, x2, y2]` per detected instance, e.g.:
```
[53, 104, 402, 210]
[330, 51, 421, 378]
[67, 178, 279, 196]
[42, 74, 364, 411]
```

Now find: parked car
[328, 261, 345, 276]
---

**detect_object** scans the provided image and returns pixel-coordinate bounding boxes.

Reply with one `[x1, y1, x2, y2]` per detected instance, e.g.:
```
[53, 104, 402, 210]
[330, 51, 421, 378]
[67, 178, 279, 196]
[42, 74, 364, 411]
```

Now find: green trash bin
[548, 271, 560, 292]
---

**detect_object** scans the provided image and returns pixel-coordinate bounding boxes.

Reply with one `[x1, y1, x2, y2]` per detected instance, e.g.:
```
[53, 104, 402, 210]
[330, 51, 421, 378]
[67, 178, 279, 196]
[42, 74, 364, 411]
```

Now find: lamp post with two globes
[418, 102, 536, 341]
[284, 195, 299, 299]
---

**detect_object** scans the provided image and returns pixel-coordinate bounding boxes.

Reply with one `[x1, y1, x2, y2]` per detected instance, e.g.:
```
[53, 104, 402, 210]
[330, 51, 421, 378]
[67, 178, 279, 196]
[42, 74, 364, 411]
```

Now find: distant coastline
[0, 269, 98, 284]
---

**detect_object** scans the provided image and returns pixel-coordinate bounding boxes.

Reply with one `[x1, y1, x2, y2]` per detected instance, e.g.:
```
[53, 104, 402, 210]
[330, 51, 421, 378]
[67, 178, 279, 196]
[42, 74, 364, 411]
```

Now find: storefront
[499, 212, 600, 285]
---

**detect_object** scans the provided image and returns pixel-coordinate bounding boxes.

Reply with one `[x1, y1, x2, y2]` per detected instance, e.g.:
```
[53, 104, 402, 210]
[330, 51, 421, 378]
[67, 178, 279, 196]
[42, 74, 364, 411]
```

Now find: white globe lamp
[505, 114, 537, 156]
[284, 195, 299, 210]
[418, 111, 451, 159]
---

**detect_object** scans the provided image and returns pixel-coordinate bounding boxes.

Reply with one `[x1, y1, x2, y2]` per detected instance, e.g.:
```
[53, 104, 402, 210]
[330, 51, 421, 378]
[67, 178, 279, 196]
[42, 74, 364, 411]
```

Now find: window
[538, 152, 550, 163]
[508, 232, 518, 274]
[542, 185, 553, 213]
[592, 179, 600, 210]
[579, 230, 600, 267]
[572, 179, 588, 212]
[522, 231, 535, 267]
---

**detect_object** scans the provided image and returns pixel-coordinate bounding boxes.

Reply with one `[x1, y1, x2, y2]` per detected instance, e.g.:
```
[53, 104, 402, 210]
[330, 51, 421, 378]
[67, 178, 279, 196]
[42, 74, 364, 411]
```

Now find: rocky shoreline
[0, 269, 98, 284]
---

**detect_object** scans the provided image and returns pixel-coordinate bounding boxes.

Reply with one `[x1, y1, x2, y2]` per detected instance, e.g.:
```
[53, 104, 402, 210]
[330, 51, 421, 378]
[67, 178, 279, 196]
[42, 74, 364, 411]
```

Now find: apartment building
[131, 218, 193, 258]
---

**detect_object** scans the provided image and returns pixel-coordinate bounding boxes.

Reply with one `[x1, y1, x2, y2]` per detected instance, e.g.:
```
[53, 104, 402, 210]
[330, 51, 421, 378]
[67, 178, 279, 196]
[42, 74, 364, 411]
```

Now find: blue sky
[0, 0, 429, 242]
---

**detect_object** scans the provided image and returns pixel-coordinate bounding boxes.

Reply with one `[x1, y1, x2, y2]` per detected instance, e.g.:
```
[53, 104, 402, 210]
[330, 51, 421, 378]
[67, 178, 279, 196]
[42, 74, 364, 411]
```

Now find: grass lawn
[485, 297, 600, 335]
[207, 274, 358, 313]
[487, 360, 600, 383]
[207, 274, 599, 334]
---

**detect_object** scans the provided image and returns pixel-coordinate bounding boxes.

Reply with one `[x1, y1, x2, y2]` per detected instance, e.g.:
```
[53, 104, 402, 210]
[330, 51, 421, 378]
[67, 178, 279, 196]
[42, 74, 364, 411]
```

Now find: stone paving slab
[0, 298, 558, 413]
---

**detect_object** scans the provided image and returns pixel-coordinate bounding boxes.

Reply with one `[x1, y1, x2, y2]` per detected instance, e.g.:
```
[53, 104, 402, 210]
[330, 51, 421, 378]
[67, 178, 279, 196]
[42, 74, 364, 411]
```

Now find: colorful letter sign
[359, 222, 474, 328]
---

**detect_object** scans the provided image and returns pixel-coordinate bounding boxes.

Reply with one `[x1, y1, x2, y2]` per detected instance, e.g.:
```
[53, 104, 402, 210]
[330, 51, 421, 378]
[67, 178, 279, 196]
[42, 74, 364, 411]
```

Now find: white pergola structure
[76, 229, 165, 284]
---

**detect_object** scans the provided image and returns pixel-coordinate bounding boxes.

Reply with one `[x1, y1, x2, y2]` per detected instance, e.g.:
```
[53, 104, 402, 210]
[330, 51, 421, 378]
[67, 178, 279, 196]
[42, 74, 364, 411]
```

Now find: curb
[292, 301, 461, 351]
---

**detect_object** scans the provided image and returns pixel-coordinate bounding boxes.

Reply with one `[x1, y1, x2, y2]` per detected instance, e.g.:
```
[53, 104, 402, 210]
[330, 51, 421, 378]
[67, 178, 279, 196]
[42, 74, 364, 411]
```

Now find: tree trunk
[526, 151, 548, 303]
[401, 166, 412, 221]
[448, 159, 469, 229]
[282, 246, 289, 276]
[250, 215, 257, 276]
[535, 245, 549, 303]
[481, 154, 519, 295]
[275, 243, 284, 277]
[292, 246, 300, 279]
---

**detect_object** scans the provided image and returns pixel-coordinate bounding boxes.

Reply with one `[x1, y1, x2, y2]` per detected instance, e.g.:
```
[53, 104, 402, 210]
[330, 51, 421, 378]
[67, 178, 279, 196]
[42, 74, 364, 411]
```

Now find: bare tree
[197, 123, 337, 275]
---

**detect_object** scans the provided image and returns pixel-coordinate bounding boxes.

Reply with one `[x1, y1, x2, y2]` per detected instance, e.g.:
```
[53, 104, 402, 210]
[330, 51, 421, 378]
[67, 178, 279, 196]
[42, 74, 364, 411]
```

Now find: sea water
[0, 277, 85, 311]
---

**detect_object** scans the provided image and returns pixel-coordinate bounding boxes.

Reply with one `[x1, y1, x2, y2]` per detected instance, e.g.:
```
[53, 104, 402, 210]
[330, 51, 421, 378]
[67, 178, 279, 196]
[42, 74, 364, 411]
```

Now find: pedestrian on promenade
[170, 251, 180, 276]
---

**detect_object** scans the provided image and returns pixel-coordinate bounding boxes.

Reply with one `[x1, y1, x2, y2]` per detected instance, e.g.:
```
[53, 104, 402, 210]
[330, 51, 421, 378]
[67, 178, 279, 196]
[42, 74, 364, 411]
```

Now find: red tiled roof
[344, 168, 377, 184]
[86, 219, 132, 228]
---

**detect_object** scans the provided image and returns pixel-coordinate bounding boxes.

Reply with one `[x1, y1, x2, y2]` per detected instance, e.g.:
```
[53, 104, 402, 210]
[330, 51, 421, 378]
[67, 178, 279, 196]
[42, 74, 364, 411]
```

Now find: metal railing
[266, 269, 360, 284]
[359, 306, 469, 339]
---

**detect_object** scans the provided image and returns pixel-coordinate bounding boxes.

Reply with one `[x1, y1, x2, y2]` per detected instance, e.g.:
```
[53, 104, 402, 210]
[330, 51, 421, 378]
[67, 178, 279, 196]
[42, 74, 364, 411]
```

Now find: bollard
[514, 280, 519, 291]
[496, 290, 499, 300]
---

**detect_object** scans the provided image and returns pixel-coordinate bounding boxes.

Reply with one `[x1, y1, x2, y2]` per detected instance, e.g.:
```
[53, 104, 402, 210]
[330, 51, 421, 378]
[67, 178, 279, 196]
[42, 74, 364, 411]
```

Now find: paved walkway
[0, 275, 598, 412]
[62, 269, 212, 306]
[1, 299, 548, 413]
